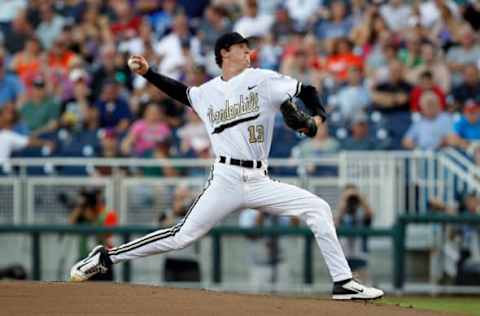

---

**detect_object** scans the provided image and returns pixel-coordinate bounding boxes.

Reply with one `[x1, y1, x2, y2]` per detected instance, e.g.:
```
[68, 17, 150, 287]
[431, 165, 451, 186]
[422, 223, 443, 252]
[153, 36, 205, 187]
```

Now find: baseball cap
[464, 100, 480, 113]
[214, 32, 249, 66]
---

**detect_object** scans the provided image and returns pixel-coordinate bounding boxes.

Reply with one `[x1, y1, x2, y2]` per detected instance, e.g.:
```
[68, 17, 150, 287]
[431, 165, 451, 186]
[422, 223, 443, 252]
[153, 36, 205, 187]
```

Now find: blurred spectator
[198, 4, 232, 53]
[291, 122, 339, 175]
[94, 79, 132, 133]
[19, 75, 60, 135]
[409, 71, 446, 112]
[109, 0, 142, 40]
[397, 33, 423, 69]
[284, 0, 320, 28]
[0, 0, 27, 29]
[59, 69, 91, 131]
[270, 4, 296, 44]
[35, 3, 65, 50]
[379, 0, 412, 32]
[142, 138, 178, 177]
[371, 60, 412, 113]
[68, 188, 118, 281]
[325, 38, 363, 83]
[10, 36, 43, 88]
[333, 66, 369, 121]
[0, 50, 24, 108]
[447, 100, 480, 151]
[47, 31, 77, 77]
[92, 129, 123, 176]
[402, 91, 453, 150]
[148, 0, 178, 39]
[154, 14, 202, 80]
[451, 64, 480, 112]
[177, 108, 210, 158]
[446, 25, 480, 85]
[336, 184, 373, 278]
[233, 0, 273, 38]
[365, 32, 397, 82]
[90, 44, 132, 100]
[159, 185, 201, 282]
[351, 9, 390, 58]
[463, 1, 480, 31]
[341, 113, 378, 150]
[0, 104, 53, 163]
[314, 1, 354, 41]
[406, 42, 450, 93]
[239, 209, 298, 291]
[1, 8, 32, 54]
[121, 103, 171, 157]
[280, 48, 315, 85]
[431, 0, 463, 51]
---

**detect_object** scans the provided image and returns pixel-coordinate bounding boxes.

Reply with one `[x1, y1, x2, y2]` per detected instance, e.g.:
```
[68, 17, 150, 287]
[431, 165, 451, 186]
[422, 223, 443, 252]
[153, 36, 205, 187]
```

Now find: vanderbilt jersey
[187, 68, 300, 161]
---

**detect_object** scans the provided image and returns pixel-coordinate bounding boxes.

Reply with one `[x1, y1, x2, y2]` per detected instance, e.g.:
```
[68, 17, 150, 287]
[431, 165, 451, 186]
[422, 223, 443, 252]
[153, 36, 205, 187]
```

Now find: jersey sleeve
[264, 71, 301, 107]
[186, 86, 202, 112]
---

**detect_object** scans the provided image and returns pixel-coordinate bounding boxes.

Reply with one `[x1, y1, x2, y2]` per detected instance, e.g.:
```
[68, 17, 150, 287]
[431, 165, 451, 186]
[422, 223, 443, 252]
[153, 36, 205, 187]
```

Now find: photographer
[336, 184, 373, 278]
[68, 189, 118, 281]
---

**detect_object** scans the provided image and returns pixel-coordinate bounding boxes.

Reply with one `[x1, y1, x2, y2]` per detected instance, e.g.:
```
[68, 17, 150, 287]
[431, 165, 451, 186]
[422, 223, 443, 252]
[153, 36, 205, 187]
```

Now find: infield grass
[379, 296, 480, 316]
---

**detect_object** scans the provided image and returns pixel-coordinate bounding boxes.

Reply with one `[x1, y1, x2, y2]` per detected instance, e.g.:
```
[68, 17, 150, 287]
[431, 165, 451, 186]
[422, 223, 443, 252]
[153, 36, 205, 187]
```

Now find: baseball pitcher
[70, 32, 383, 300]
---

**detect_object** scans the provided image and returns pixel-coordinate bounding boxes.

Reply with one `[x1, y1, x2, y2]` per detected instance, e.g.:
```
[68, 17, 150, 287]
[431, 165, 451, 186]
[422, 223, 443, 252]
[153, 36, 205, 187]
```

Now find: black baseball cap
[214, 32, 249, 66]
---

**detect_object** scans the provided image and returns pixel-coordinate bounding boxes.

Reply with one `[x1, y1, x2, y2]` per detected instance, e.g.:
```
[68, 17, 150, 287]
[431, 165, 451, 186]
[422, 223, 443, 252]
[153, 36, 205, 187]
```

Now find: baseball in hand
[128, 58, 141, 71]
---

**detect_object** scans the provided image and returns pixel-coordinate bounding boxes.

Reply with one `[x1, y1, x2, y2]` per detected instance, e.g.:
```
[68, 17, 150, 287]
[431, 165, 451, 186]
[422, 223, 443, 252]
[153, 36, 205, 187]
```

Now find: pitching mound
[0, 282, 453, 316]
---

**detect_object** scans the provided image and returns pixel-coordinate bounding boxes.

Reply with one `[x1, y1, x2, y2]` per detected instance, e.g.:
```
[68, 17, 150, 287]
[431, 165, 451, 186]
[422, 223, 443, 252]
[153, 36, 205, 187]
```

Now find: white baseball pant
[108, 162, 352, 282]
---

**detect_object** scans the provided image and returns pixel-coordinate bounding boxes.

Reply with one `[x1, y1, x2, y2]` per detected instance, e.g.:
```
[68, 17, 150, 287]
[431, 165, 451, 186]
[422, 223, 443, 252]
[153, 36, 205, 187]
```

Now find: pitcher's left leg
[247, 178, 383, 299]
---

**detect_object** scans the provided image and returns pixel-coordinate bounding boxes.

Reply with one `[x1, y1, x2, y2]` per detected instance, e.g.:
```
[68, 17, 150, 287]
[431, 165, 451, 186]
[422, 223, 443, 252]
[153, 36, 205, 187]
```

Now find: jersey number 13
[248, 125, 264, 143]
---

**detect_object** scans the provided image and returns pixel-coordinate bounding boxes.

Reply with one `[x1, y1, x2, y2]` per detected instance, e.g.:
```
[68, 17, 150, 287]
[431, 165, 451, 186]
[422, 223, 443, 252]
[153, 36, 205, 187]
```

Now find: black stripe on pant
[108, 166, 215, 256]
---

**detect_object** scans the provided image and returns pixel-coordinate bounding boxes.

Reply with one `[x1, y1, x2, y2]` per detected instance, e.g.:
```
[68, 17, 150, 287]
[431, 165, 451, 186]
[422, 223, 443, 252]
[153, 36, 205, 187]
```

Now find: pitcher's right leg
[71, 165, 242, 281]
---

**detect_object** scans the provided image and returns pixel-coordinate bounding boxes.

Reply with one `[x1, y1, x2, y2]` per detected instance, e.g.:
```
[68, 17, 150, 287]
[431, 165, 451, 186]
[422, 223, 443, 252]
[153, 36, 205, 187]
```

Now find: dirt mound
[0, 282, 454, 316]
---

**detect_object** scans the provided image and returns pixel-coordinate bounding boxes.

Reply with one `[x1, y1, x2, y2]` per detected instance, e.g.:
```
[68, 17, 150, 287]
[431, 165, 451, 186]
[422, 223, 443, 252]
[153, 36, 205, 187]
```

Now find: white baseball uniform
[108, 68, 352, 282]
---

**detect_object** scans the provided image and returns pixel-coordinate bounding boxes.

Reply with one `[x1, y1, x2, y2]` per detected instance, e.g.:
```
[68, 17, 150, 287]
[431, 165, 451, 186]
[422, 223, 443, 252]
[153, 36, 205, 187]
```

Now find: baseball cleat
[331, 279, 384, 300]
[70, 245, 112, 282]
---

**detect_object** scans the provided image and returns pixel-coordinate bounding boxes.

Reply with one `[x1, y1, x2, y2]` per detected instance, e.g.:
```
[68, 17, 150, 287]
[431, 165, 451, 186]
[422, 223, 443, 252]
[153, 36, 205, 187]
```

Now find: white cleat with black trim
[70, 245, 113, 282]
[332, 279, 384, 300]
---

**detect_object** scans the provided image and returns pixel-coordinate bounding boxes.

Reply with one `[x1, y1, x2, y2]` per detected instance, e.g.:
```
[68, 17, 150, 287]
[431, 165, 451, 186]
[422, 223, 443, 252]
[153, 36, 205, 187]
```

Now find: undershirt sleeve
[142, 68, 191, 107]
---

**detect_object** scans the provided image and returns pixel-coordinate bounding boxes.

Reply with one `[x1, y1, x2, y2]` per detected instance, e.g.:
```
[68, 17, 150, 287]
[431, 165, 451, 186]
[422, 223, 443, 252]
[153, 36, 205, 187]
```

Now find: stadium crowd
[0, 0, 480, 173]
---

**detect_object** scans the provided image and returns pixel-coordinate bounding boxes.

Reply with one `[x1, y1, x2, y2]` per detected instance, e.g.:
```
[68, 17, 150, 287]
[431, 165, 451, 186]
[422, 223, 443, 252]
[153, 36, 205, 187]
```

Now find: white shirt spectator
[154, 33, 202, 80]
[36, 15, 65, 49]
[380, 1, 412, 31]
[0, 0, 26, 23]
[233, 14, 273, 38]
[285, 0, 321, 27]
[0, 129, 28, 163]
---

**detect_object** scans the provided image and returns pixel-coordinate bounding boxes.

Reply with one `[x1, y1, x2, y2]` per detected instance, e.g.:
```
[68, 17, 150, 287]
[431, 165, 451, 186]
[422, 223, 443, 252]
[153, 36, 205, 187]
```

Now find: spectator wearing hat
[94, 79, 132, 133]
[19, 75, 60, 135]
[451, 64, 480, 112]
[59, 69, 91, 131]
[341, 113, 379, 151]
[0, 51, 24, 109]
[448, 100, 480, 151]
[402, 91, 453, 150]
[121, 103, 171, 157]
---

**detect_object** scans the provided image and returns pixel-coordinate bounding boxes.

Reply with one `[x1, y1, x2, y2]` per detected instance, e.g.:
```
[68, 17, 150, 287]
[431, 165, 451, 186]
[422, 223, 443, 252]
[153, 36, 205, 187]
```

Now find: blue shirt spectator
[0, 60, 24, 108]
[403, 92, 453, 150]
[314, 1, 353, 40]
[94, 81, 132, 132]
[448, 100, 480, 151]
[453, 115, 480, 141]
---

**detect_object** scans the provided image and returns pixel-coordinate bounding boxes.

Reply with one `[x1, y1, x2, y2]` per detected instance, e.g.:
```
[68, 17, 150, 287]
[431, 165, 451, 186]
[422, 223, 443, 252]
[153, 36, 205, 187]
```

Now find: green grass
[379, 296, 480, 316]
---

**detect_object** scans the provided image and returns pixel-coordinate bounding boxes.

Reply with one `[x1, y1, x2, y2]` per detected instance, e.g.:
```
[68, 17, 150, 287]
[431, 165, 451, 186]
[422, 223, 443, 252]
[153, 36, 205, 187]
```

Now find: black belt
[219, 156, 262, 169]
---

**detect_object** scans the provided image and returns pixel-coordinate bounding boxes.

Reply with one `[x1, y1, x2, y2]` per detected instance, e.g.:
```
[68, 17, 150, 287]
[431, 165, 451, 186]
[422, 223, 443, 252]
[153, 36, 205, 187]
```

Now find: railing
[1, 213, 479, 292]
[0, 224, 395, 286]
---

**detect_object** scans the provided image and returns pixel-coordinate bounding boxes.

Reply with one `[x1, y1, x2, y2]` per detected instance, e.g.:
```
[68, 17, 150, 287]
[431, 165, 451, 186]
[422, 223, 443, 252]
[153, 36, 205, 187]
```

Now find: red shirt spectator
[325, 38, 363, 82]
[410, 71, 446, 112]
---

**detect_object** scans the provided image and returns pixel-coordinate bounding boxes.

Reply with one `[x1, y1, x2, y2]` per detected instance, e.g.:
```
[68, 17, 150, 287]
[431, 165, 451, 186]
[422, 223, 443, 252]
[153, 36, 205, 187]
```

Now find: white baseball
[128, 58, 141, 71]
